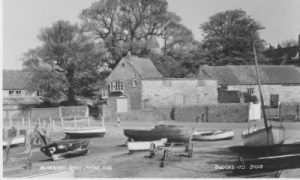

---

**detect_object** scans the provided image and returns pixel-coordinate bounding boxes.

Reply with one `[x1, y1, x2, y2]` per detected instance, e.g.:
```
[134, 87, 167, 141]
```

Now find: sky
[2, 0, 300, 70]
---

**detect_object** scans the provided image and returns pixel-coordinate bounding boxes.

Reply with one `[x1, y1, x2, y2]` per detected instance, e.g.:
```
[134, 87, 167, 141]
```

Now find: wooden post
[22, 117, 25, 126]
[43, 119, 46, 128]
[28, 117, 31, 129]
[102, 116, 105, 127]
[52, 119, 55, 130]
[9, 116, 12, 128]
[61, 117, 64, 127]
[38, 118, 41, 126]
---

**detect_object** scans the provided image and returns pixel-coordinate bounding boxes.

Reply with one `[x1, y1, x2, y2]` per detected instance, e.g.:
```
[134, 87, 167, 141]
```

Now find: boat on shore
[127, 138, 167, 153]
[64, 127, 106, 138]
[3, 136, 25, 148]
[124, 124, 194, 143]
[193, 129, 234, 141]
[241, 32, 285, 147]
[40, 139, 89, 161]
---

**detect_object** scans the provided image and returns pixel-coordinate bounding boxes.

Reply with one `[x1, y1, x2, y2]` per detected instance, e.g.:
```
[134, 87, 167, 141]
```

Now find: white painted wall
[141, 79, 218, 107]
[2, 90, 38, 97]
[228, 85, 300, 105]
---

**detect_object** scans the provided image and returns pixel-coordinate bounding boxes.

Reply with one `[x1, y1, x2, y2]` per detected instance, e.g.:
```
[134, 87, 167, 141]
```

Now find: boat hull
[64, 127, 106, 138]
[3, 136, 25, 148]
[241, 126, 285, 147]
[229, 142, 300, 158]
[40, 139, 89, 160]
[127, 138, 167, 152]
[193, 130, 234, 141]
[124, 126, 193, 143]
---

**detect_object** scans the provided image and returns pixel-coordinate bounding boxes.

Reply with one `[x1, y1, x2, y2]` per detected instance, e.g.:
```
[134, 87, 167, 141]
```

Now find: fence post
[74, 117, 77, 127]
[85, 106, 89, 118]
[61, 117, 64, 127]
[28, 117, 31, 129]
[22, 117, 25, 126]
[52, 119, 55, 131]
[9, 116, 12, 128]
[43, 119, 46, 128]
[38, 118, 41, 127]
[88, 117, 90, 127]
[102, 116, 105, 127]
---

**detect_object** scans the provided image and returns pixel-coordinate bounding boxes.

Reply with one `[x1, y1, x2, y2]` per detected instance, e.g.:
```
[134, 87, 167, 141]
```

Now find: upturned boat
[64, 127, 106, 138]
[241, 32, 285, 147]
[40, 139, 89, 161]
[124, 124, 194, 143]
[193, 129, 234, 141]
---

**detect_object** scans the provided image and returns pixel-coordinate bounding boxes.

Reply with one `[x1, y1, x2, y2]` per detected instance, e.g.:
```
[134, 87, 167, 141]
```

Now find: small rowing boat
[193, 129, 234, 141]
[127, 138, 167, 153]
[124, 124, 194, 143]
[64, 127, 106, 138]
[3, 136, 25, 148]
[40, 139, 89, 161]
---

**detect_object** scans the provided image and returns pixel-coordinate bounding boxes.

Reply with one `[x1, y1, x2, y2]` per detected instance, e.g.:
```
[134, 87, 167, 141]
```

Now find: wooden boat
[192, 129, 234, 141]
[3, 136, 25, 148]
[40, 139, 89, 161]
[241, 34, 285, 147]
[124, 124, 194, 143]
[241, 126, 284, 147]
[229, 142, 300, 158]
[127, 138, 167, 152]
[64, 127, 106, 138]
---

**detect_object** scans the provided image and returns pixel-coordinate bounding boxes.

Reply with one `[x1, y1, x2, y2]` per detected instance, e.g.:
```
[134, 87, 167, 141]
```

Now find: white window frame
[132, 79, 137, 88]
[247, 88, 254, 94]
[9, 90, 14, 95]
[110, 81, 124, 92]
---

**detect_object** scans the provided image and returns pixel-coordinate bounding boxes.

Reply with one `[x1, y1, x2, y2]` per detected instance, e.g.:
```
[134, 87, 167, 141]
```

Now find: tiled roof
[198, 65, 300, 85]
[3, 70, 31, 90]
[125, 55, 163, 79]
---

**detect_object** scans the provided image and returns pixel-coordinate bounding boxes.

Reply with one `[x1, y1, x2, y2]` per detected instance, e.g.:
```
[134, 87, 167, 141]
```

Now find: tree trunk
[66, 67, 75, 104]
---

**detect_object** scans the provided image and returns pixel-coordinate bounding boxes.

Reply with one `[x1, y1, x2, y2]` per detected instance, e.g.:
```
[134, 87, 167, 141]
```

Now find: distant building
[264, 35, 300, 65]
[104, 54, 218, 119]
[3, 70, 42, 111]
[198, 65, 300, 106]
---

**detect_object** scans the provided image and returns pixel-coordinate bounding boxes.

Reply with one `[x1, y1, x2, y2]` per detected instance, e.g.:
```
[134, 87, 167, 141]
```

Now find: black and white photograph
[2, 0, 300, 178]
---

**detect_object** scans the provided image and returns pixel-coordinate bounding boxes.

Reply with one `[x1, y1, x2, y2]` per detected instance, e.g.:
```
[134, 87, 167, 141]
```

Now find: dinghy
[127, 138, 167, 153]
[64, 127, 106, 138]
[3, 136, 25, 148]
[193, 129, 234, 141]
[241, 33, 285, 147]
[40, 139, 89, 161]
[124, 124, 194, 143]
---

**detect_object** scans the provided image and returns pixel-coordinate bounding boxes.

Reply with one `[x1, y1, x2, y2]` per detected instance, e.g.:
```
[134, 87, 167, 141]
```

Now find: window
[247, 88, 254, 94]
[122, 63, 125, 67]
[110, 81, 124, 91]
[37, 90, 43, 97]
[102, 90, 108, 99]
[15, 90, 22, 95]
[132, 79, 137, 88]
[9, 90, 14, 95]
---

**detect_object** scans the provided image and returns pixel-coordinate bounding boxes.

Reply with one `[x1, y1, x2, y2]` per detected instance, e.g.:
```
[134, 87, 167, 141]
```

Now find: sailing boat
[241, 34, 285, 147]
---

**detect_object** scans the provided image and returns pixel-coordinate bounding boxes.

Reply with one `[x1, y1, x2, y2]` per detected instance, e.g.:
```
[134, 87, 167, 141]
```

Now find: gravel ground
[3, 120, 300, 178]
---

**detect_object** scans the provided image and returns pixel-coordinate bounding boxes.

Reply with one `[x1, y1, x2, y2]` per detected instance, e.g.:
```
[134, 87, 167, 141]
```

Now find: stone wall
[141, 79, 218, 108]
[228, 84, 300, 105]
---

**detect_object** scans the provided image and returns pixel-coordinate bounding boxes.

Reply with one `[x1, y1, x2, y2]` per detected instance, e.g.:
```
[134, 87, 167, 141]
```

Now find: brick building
[105, 54, 163, 115]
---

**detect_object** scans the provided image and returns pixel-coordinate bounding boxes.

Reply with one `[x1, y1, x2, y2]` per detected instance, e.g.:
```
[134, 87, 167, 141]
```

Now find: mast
[251, 33, 269, 132]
